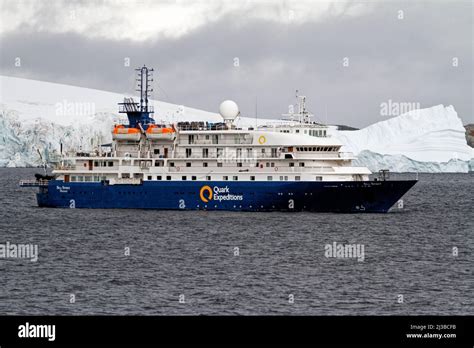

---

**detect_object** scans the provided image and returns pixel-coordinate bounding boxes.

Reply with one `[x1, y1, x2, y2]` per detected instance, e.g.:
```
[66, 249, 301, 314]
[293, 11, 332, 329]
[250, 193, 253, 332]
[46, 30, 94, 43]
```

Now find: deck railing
[19, 179, 50, 187]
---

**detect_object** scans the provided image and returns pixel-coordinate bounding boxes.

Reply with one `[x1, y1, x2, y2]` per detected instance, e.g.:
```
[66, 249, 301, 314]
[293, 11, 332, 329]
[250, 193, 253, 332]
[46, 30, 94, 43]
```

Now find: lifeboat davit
[112, 125, 141, 141]
[146, 125, 176, 140]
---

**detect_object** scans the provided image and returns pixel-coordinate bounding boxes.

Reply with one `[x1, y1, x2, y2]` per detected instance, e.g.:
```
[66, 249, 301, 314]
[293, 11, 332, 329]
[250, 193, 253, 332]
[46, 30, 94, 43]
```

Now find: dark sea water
[0, 168, 472, 315]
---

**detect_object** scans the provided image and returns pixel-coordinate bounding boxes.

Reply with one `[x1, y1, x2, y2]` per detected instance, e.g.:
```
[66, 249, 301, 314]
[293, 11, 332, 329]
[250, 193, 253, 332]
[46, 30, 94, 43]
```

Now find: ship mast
[295, 90, 313, 124]
[118, 65, 155, 128]
[282, 90, 314, 124]
[137, 65, 154, 113]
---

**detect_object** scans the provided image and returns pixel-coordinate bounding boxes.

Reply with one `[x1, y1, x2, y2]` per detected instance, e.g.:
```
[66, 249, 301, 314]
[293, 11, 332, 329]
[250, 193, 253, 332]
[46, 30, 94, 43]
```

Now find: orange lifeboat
[146, 125, 176, 140]
[112, 125, 141, 141]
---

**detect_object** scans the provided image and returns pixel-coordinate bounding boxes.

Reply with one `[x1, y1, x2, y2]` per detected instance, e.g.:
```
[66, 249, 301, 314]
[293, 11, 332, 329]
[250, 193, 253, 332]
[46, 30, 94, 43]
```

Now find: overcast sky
[0, 0, 472, 127]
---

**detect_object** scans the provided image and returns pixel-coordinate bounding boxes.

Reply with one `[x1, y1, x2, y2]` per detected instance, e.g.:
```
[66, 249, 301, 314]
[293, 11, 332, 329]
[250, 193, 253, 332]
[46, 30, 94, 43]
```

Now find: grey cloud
[0, 0, 472, 127]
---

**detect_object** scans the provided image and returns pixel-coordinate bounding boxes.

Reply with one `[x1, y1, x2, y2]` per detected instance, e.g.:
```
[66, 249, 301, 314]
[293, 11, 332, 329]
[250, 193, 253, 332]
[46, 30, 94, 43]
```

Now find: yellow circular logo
[199, 185, 213, 203]
[258, 135, 266, 144]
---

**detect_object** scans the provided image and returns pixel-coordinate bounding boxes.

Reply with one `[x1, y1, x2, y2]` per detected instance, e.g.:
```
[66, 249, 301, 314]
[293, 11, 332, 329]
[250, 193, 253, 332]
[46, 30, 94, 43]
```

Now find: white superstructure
[53, 96, 371, 184]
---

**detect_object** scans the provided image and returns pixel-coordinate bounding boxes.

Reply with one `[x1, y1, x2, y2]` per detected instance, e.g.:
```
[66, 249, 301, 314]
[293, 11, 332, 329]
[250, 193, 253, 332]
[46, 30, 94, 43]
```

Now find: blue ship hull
[35, 180, 417, 213]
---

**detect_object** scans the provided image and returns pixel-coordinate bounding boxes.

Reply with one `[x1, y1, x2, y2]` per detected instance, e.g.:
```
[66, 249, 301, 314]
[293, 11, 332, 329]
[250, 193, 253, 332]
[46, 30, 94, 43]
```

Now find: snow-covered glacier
[0, 75, 241, 167]
[0, 75, 473, 171]
[335, 105, 474, 173]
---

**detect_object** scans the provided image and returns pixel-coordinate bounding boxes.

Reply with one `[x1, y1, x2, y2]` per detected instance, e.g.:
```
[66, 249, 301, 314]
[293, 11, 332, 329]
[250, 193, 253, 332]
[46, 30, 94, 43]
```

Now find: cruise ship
[20, 66, 417, 212]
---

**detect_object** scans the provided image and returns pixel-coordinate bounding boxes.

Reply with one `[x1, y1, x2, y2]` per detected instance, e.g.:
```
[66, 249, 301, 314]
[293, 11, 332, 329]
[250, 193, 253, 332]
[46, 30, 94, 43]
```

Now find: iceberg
[334, 105, 473, 172]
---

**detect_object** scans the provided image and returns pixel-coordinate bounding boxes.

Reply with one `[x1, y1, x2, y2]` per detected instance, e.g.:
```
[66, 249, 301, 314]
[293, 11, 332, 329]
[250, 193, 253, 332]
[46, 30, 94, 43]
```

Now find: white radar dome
[219, 100, 239, 121]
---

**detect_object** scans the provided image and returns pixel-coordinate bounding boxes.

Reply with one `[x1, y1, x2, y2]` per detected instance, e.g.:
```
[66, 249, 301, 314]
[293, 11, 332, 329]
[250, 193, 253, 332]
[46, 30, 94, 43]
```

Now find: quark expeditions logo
[199, 185, 243, 203]
[199, 185, 213, 203]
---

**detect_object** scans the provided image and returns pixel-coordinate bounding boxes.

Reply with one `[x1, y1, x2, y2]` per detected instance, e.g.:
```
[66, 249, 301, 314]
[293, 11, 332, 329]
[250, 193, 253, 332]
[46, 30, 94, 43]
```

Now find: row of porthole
[192, 205, 314, 209]
[63, 191, 311, 197]
[195, 205, 273, 209]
